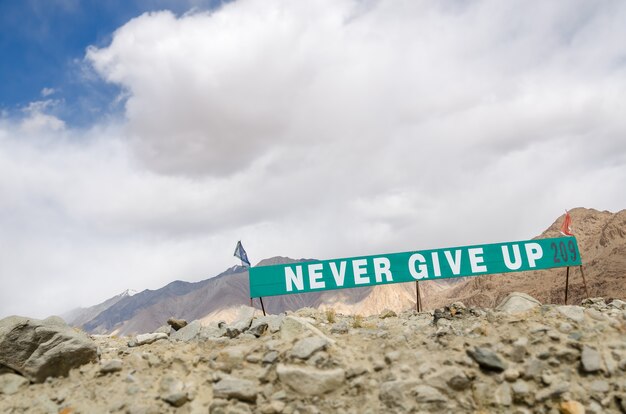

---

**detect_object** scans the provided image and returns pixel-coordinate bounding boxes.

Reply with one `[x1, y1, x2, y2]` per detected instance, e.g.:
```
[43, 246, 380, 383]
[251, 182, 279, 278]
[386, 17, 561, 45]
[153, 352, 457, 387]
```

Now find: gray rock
[248, 319, 268, 337]
[495, 383, 512, 406]
[0, 373, 29, 395]
[503, 368, 520, 382]
[153, 325, 172, 335]
[413, 385, 446, 403]
[267, 315, 285, 333]
[589, 379, 609, 393]
[223, 306, 257, 338]
[510, 337, 528, 363]
[557, 306, 585, 322]
[198, 323, 225, 340]
[558, 322, 573, 333]
[423, 366, 471, 391]
[379, 380, 420, 411]
[214, 347, 245, 372]
[276, 364, 345, 395]
[213, 376, 259, 402]
[585, 308, 608, 321]
[379, 309, 397, 319]
[263, 351, 279, 364]
[581, 346, 602, 373]
[346, 365, 368, 379]
[280, 316, 335, 344]
[291, 337, 328, 360]
[447, 372, 472, 391]
[160, 375, 188, 407]
[523, 358, 544, 380]
[0, 315, 98, 383]
[330, 322, 349, 334]
[167, 318, 188, 331]
[131, 332, 168, 346]
[170, 320, 202, 342]
[496, 292, 541, 314]
[163, 392, 188, 407]
[467, 346, 507, 372]
[99, 359, 123, 375]
[582, 297, 607, 308]
[535, 382, 569, 402]
[609, 299, 626, 310]
[511, 380, 530, 396]
[280, 316, 308, 341]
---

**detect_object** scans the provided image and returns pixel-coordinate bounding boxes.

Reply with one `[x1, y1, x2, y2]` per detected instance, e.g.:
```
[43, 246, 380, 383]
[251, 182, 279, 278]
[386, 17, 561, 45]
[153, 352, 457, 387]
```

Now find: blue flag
[234, 241, 251, 267]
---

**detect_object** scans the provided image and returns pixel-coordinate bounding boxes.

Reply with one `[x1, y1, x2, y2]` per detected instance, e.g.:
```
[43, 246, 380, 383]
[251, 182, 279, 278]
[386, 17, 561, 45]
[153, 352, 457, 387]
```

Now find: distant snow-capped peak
[121, 289, 138, 297]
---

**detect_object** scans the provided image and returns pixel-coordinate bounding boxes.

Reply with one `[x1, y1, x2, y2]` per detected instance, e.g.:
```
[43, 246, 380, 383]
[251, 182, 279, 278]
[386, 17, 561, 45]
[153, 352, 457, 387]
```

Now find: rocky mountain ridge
[67, 207, 626, 336]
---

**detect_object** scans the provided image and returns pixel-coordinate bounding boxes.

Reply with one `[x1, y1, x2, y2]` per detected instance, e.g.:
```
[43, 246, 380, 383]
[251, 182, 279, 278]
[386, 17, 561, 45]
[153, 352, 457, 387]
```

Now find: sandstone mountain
[424, 207, 626, 310]
[67, 207, 625, 335]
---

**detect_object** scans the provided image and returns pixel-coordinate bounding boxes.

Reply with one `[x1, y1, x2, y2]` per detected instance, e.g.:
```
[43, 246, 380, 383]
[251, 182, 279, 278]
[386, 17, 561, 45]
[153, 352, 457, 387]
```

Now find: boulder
[0, 316, 98, 383]
[290, 337, 328, 360]
[129, 332, 169, 347]
[496, 292, 541, 314]
[280, 316, 335, 344]
[224, 306, 256, 338]
[167, 318, 188, 331]
[153, 324, 172, 335]
[170, 320, 202, 342]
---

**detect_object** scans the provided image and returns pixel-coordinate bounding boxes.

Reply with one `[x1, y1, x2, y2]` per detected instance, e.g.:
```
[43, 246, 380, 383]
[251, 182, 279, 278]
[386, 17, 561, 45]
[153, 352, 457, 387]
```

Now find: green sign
[248, 237, 581, 298]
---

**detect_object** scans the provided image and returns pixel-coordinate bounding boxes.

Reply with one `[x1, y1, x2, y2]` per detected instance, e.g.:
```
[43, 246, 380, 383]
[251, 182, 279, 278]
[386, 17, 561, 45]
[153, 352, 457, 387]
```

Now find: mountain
[68, 207, 626, 335]
[422, 207, 626, 309]
[62, 289, 136, 328]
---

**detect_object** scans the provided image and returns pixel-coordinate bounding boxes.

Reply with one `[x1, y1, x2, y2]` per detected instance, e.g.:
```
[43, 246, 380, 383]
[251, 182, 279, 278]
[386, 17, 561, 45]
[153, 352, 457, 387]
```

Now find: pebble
[559, 400, 585, 414]
[504, 368, 520, 382]
[589, 379, 610, 393]
[0, 373, 29, 395]
[379, 309, 397, 319]
[213, 376, 259, 402]
[413, 385, 446, 403]
[535, 382, 569, 402]
[466, 346, 508, 372]
[99, 359, 123, 375]
[581, 346, 602, 373]
[276, 364, 345, 395]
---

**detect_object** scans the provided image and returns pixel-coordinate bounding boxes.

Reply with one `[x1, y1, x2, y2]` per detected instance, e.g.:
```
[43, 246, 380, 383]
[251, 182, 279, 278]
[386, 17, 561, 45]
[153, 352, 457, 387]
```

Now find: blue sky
[0, 0, 224, 125]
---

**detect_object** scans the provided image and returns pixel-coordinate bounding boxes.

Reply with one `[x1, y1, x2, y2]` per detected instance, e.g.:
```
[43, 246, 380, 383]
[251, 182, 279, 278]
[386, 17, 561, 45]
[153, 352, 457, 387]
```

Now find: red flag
[560, 210, 573, 236]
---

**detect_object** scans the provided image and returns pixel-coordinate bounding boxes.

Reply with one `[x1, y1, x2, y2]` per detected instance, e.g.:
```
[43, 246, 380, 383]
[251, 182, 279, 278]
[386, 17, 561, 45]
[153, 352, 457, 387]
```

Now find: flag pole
[415, 281, 421, 312]
[564, 266, 570, 304]
[579, 265, 590, 298]
[259, 297, 266, 316]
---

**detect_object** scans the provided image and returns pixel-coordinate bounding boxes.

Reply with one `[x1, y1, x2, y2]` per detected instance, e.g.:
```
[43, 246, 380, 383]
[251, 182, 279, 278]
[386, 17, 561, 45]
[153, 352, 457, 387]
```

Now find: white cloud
[41, 87, 56, 97]
[1, 0, 626, 318]
[19, 100, 66, 133]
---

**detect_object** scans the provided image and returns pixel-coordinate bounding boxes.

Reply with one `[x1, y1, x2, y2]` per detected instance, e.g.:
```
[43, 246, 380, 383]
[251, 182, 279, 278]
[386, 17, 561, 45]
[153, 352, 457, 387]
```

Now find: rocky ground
[2, 294, 626, 414]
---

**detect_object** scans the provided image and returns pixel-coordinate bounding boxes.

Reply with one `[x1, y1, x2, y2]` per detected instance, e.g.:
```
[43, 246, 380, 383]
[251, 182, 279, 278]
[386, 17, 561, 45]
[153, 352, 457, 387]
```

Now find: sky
[1, 0, 625, 319]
